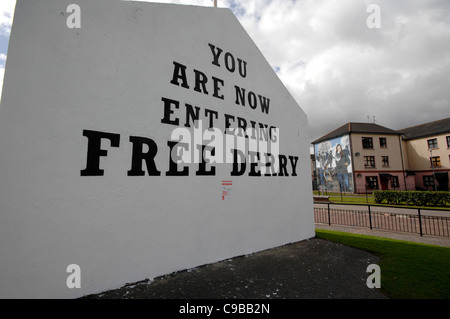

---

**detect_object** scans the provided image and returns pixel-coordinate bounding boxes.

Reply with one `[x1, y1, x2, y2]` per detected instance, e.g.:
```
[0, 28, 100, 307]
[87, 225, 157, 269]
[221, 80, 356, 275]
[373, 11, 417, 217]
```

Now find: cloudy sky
[1, 0, 449, 142]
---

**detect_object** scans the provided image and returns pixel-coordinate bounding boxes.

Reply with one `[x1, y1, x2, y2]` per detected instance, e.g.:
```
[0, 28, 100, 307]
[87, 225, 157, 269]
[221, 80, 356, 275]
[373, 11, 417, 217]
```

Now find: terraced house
[312, 117, 450, 193]
[401, 118, 450, 191]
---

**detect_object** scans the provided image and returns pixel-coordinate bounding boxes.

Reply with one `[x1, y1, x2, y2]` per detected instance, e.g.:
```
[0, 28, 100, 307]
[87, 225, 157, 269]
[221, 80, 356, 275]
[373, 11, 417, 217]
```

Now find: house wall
[405, 133, 450, 190]
[350, 133, 409, 193]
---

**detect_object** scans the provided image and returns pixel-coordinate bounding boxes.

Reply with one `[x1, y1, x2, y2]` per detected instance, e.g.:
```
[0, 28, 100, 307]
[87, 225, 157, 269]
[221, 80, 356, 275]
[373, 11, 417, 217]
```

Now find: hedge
[373, 190, 450, 207]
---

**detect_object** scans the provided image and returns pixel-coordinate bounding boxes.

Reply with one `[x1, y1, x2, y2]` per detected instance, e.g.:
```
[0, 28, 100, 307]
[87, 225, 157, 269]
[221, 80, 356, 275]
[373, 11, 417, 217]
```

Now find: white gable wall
[0, 0, 314, 298]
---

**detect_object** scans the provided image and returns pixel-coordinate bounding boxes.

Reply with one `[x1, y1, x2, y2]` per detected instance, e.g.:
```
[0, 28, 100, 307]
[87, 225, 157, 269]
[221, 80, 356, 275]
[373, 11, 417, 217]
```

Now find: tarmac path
[82, 236, 387, 299]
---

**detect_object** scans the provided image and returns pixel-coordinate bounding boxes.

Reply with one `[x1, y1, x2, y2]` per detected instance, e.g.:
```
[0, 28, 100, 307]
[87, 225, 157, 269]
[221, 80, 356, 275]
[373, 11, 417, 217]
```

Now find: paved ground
[82, 235, 388, 299]
[81, 225, 449, 300]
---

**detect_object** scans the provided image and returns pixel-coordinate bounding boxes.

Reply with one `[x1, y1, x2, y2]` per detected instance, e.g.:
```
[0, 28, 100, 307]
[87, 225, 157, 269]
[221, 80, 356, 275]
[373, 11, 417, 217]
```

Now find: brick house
[400, 118, 450, 191]
[311, 118, 450, 193]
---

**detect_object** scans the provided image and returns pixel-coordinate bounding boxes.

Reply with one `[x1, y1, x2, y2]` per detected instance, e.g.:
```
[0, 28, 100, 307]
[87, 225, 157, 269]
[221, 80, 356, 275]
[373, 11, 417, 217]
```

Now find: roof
[312, 122, 400, 144]
[399, 117, 450, 140]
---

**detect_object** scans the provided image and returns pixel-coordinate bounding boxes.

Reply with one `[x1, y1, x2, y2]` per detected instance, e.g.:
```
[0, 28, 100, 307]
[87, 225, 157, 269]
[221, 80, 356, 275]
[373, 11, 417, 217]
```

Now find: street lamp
[429, 148, 438, 191]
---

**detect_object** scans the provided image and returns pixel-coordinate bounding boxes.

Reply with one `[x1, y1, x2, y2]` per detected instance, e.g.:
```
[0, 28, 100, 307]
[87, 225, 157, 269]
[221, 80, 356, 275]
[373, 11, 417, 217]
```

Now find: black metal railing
[314, 202, 450, 237]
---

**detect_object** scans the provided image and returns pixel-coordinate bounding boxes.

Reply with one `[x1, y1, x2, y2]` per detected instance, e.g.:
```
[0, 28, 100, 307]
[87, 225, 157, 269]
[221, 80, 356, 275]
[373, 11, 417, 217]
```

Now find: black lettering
[231, 149, 246, 176]
[196, 145, 216, 176]
[248, 151, 261, 177]
[193, 69, 209, 95]
[224, 113, 235, 135]
[81, 130, 120, 176]
[278, 155, 289, 176]
[128, 136, 161, 176]
[170, 61, 190, 89]
[289, 156, 299, 177]
[237, 58, 247, 78]
[269, 126, 277, 142]
[212, 76, 224, 100]
[236, 117, 247, 137]
[185, 103, 200, 128]
[204, 108, 218, 128]
[249, 120, 258, 139]
[248, 91, 257, 109]
[224, 52, 235, 72]
[258, 123, 269, 141]
[166, 141, 189, 176]
[259, 95, 270, 114]
[208, 43, 223, 67]
[264, 153, 277, 176]
[161, 97, 180, 126]
[235, 85, 246, 106]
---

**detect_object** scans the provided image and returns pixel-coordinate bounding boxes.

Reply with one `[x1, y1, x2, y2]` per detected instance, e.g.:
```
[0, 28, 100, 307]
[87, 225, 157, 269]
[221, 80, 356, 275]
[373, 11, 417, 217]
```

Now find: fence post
[368, 205, 373, 230]
[418, 208, 423, 237]
[327, 203, 331, 226]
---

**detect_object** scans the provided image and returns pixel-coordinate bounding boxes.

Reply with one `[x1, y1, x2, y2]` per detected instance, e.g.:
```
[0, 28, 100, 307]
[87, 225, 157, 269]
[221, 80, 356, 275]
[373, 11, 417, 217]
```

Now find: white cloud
[1, 0, 450, 139]
[224, 0, 450, 140]
[0, 0, 16, 36]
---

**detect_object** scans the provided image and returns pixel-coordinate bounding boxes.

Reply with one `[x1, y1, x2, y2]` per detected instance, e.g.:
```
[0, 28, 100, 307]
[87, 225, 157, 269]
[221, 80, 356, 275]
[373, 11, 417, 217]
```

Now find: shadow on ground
[81, 238, 387, 299]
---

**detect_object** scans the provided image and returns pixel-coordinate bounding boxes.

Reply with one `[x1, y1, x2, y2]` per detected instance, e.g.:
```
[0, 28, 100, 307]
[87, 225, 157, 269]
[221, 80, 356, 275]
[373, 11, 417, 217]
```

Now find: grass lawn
[315, 229, 450, 299]
[313, 191, 450, 210]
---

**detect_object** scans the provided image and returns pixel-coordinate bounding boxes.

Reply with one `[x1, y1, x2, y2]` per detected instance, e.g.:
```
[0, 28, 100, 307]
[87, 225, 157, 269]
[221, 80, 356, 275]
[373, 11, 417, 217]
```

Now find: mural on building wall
[314, 135, 354, 193]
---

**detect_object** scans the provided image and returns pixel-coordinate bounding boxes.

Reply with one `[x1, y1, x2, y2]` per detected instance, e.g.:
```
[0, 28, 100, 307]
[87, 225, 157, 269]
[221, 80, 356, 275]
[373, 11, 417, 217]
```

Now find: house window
[447, 136, 450, 148]
[430, 156, 441, 167]
[379, 137, 387, 148]
[364, 156, 376, 168]
[381, 156, 389, 167]
[391, 176, 399, 188]
[362, 137, 373, 149]
[366, 176, 378, 189]
[427, 138, 438, 149]
[423, 176, 435, 187]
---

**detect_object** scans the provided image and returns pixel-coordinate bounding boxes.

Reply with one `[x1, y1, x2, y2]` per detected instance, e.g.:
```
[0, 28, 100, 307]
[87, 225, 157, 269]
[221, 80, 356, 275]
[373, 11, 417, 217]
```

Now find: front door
[380, 175, 389, 190]
[436, 173, 449, 191]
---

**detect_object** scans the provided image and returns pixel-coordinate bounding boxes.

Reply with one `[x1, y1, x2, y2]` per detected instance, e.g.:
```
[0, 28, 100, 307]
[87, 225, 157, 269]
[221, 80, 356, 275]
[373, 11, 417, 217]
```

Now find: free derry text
[80, 43, 300, 177]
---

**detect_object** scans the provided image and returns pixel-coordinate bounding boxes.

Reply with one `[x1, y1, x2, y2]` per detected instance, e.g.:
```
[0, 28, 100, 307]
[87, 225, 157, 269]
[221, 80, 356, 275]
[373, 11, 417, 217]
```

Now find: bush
[373, 190, 450, 207]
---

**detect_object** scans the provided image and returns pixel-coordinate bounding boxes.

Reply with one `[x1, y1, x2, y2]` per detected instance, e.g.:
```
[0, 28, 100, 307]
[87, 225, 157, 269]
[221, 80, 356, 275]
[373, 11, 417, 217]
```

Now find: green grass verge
[315, 229, 450, 299]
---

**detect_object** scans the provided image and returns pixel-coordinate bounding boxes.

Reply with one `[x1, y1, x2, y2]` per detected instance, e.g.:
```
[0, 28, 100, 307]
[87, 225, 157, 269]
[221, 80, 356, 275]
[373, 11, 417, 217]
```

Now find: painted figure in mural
[316, 152, 325, 186]
[334, 144, 351, 192]
[316, 151, 333, 186]
[325, 151, 333, 182]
